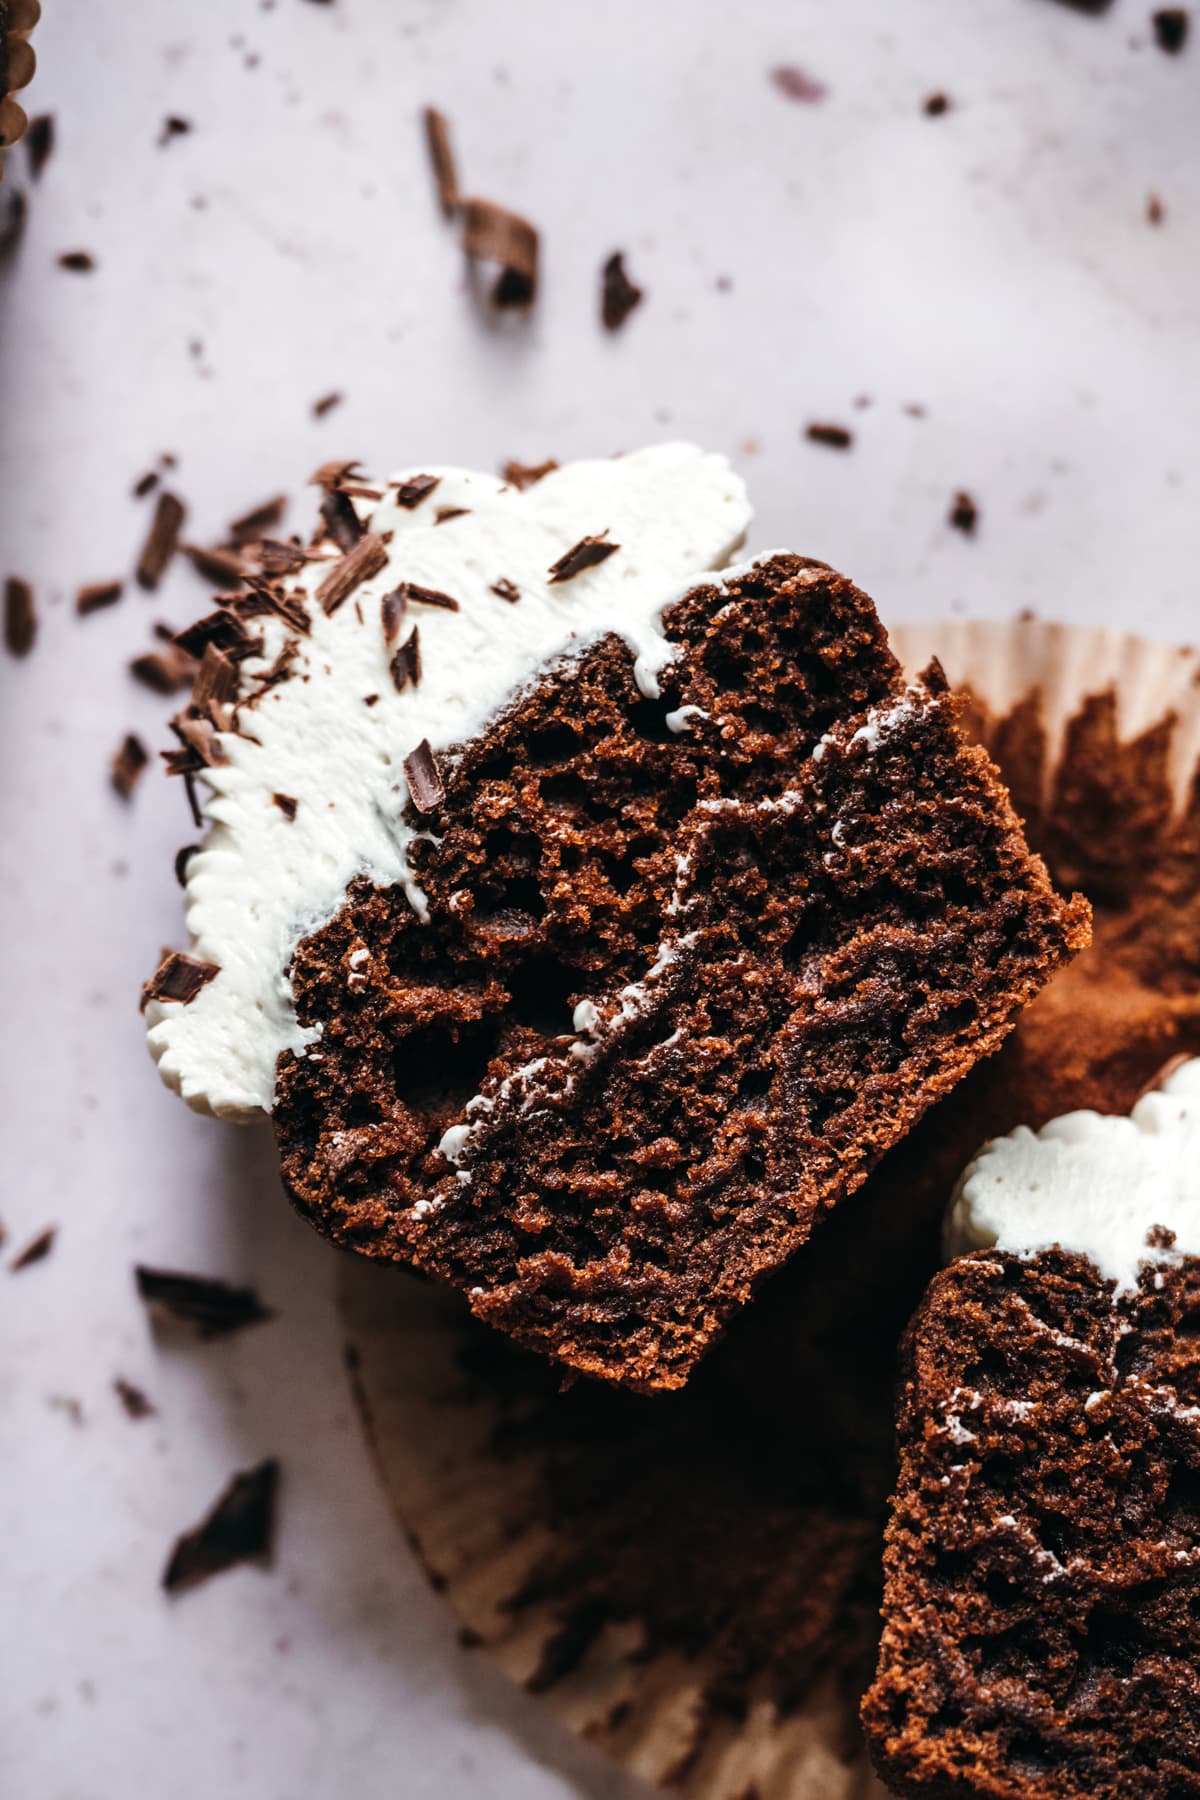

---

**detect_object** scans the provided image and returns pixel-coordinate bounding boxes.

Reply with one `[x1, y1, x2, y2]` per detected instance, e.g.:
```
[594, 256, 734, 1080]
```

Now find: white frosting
[146, 444, 751, 1118]
[946, 1059, 1200, 1291]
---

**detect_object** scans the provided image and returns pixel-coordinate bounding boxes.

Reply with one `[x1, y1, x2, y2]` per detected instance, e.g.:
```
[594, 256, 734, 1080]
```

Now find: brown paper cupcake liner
[0, 0, 39, 180]
[341, 616, 1200, 1800]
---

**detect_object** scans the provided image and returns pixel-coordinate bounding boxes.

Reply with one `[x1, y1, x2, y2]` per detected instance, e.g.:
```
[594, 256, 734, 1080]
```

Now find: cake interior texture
[863, 1245, 1200, 1799]
[275, 552, 1088, 1390]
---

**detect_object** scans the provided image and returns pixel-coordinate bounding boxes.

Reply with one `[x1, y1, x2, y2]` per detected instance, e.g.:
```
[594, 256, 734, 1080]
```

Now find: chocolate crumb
[4, 576, 36, 656]
[26, 113, 55, 178]
[312, 390, 343, 418]
[390, 626, 421, 693]
[363, 693, 380, 706]
[804, 421, 853, 450]
[600, 251, 643, 331]
[141, 949, 220, 1009]
[273, 792, 298, 821]
[923, 92, 951, 116]
[423, 106, 460, 217]
[174, 844, 200, 887]
[949, 490, 979, 535]
[133, 470, 160, 498]
[162, 1459, 279, 1594]
[502, 458, 558, 490]
[1146, 1222, 1178, 1250]
[229, 495, 287, 545]
[76, 580, 123, 616]
[460, 197, 539, 307]
[490, 577, 520, 604]
[319, 490, 364, 552]
[1148, 191, 1166, 224]
[0, 191, 28, 263]
[317, 533, 387, 615]
[158, 115, 193, 145]
[11, 1226, 57, 1273]
[1152, 8, 1189, 52]
[183, 543, 247, 588]
[770, 65, 828, 103]
[135, 1264, 273, 1338]
[173, 610, 263, 662]
[404, 738, 444, 811]
[137, 492, 187, 590]
[114, 1377, 155, 1419]
[112, 734, 149, 799]
[394, 473, 441, 510]
[434, 506, 469, 525]
[58, 250, 96, 272]
[548, 534, 620, 584]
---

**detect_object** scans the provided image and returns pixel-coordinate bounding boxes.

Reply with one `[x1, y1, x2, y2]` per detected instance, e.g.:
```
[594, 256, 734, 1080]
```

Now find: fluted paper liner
[341, 616, 1200, 1800]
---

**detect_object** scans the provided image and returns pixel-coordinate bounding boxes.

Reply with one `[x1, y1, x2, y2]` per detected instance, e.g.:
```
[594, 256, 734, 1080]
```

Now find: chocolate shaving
[317, 532, 387, 615]
[434, 506, 469, 525]
[949, 490, 979, 535]
[170, 711, 228, 768]
[229, 495, 286, 545]
[1152, 8, 1189, 53]
[390, 626, 421, 693]
[76, 580, 123, 616]
[272, 792, 298, 821]
[309, 458, 362, 492]
[257, 538, 307, 575]
[158, 115, 192, 145]
[394, 473, 440, 510]
[26, 113, 54, 177]
[58, 250, 96, 272]
[4, 576, 36, 656]
[162, 1459, 279, 1594]
[547, 534, 620, 584]
[423, 106, 460, 217]
[312, 390, 343, 418]
[141, 949, 220, 1010]
[174, 844, 200, 886]
[770, 65, 829, 103]
[112, 734, 149, 798]
[251, 636, 300, 697]
[133, 470, 159, 498]
[601, 251, 643, 331]
[381, 588, 407, 643]
[137, 492, 187, 590]
[129, 648, 195, 695]
[192, 644, 238, 711]
[502, 458, 557, 490]
[805, 421, 853, 450]
[923, 92, 951, 116]
[184, 543, 247, 588]
[0, 191, 28, 263]
[319, 489, 364, 552]
[136, 1264, 273, 1337]
[460, 197, 539, 308]
[182, 770, 204, 827]
[389, 579, 459, 613]
[114, 1377, 155, 1419]
[1148, 191, 1166, 225]
[174, 609, 263, 661]
[403, 738, 444, 811]
[490, 577, 520, 604]
[11, 1226, 56, 1272]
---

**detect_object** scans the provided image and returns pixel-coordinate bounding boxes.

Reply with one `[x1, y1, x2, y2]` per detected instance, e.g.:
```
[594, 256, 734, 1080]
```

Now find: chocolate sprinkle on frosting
[4, 575, 35, 656]
[805, 421, 854, 450]
[319, 489, 364, 552]
[273, 792, 298, 821]
[461, 197, 539, 308]
[547, 533, 620, 584]
[174, 844, 200, 887]
[112, 733, 149, 798]
[390, 625, 421, 693]
[174, 609, 263, 662]
[76, 580, 123, 616]
[317, 532, 387, 615]
[770, 64, 829, 103]
[134, 1264, 274, 1337]
[183, 544, 247, 588]
[390, 579, 459, 613]
[11, 1226, 57, 1273]
[502, 458, 558, 491]
[136, 492, 187, 590]
[141, 949, 220, 1009]
[403, 737, 444, 812]
[162, 1459, 279, 1594]
[310, 458, 362, 493]
[380, 588, 407, 643]
[490, 577, 520, 604]
[257, 539, 307, 575]
[395, 473, 440, 510]
[600, 251, 643, 331]
[423, 106, 460, 217]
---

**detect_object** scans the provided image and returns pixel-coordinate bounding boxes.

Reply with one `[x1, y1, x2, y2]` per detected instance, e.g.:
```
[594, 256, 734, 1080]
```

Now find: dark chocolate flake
[380, 588, 407, 643]
[0, 191, 28, 263]
[4, 576, 36, 656]
[312, 390, 343, 418]
[26, 113, 55, 178]
[229, 495, 287, 545]
[11, 1226, 57, 1273]
[949, 490, 979, 535]
[114, 1377, 155, 1419]
[502, 458, 557, 490]
[460, 197, 539, 308]
[393, 579, 459, 613]
[317, 533, 388, 615]
[257, 538, 307, 575]
[141, 949, 221, 1010]
[309, 458, 362, 493]
[390, 626, 421, 693]
[174, 609, 263, 662]
[423, 106, 460, 217]
[601, 251, 643, 332]
[76, 580, 123, 616]
[547, 534, 620, 584]
[394, 473, 440, 510]
[112, 734, 150, 798]
[162, 1459, 279, 1594]
[1148, 191, 1166, 225]
[805, 421, 853, 450]
[770, 65, 829, 103]
[134, 1264, 273, 1338]
[191, 643, 238, 711]
[1152, 8, 1189, 53]
[404, 738, 444, 811]
[133, 470, 160, 498]
[319, 489, 364, 552]
[137, 492, 187, 590]
[58, 250, 96, 272]
[174, 844, 201, 886]
[183, 543, 247, 588]
[158, 115, 192, 145]
[129, 648, 195, 695]
[923, 92, 951, 116]
[490, 577, 520, 604]
[273, 792, 298, 821]
[434, 506, 470, 525]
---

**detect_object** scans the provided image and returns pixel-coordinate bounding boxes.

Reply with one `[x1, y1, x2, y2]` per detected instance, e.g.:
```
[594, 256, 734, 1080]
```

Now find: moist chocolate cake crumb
[113, 1376, 155, 1419]
[1152, 7, 1189, 52]
[460, 197, 539, 308]
[600, 252, 643, 331]
[134, 1264, 274, 1338]
[949, 490, 978, 534]
[923, 92, 951, 116]
[490, 577, 520, 604]
[273, 792, 298, 821]
[395, 474, 440, 510]
[502, 458, 558, 491]
[136, 492, 186, 590]
[275, 555, 1088, 1390]
[547, 533, 620, 582]
[57, 249, 95, 271]
[112, 733, 149, 799]
[4, 575, 35, 656]
[25, 112, 53, 177]
[423, 106, 459, 217]
[10, 1225, 56, 1272]
[402, 737, 444, 811]
[805, 421, 854, 449]
[864, 1248, 1200, 1798]
[770, 64, 829, 103]
[76, 580, 123, 615]
[162, 1459, 279, 1593]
